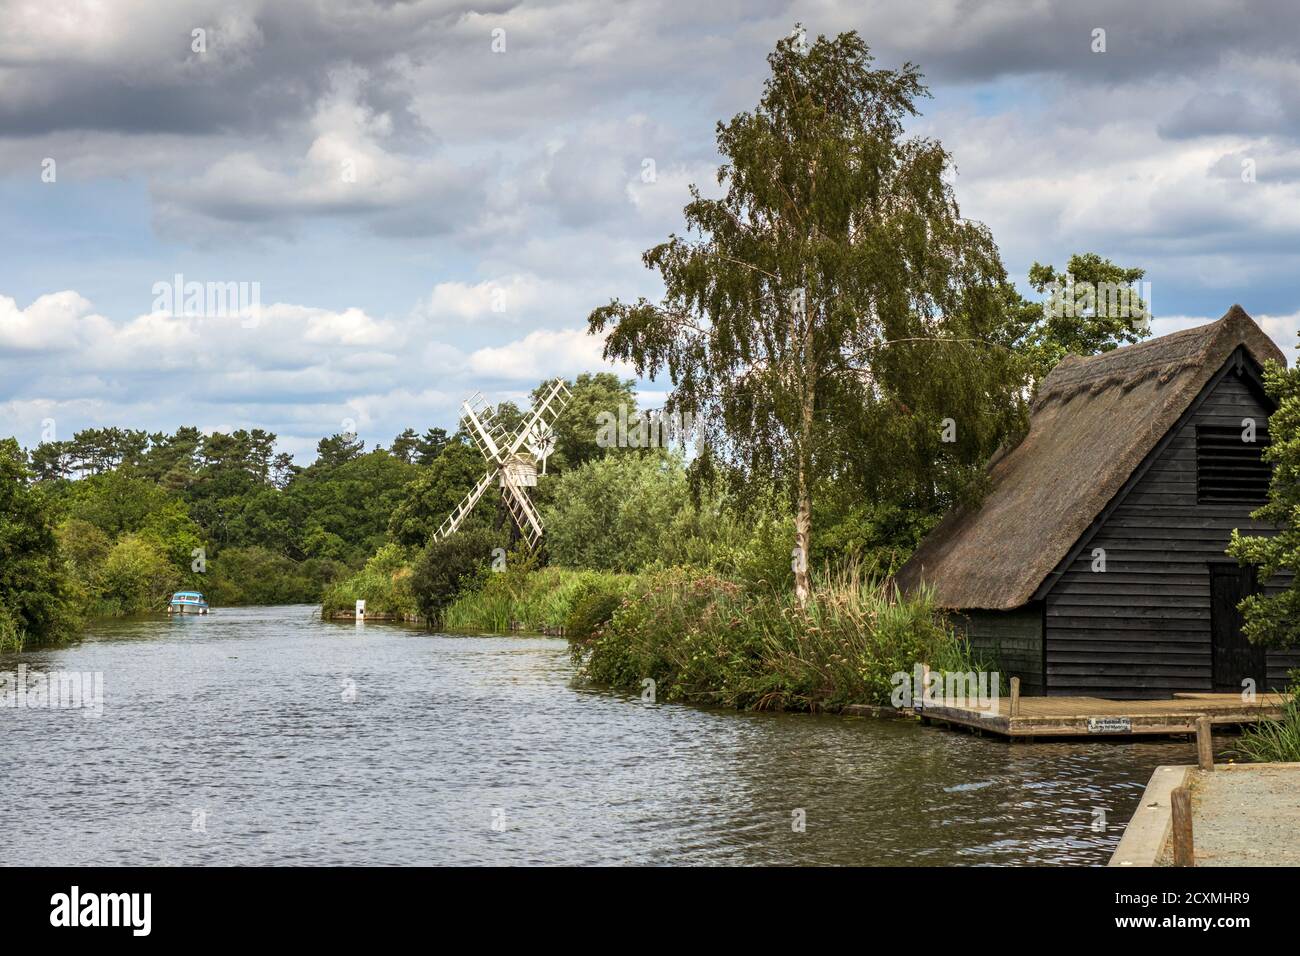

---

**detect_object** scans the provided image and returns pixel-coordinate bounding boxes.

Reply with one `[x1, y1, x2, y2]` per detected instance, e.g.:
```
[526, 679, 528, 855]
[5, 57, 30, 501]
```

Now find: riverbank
[430, 565, 980, 712]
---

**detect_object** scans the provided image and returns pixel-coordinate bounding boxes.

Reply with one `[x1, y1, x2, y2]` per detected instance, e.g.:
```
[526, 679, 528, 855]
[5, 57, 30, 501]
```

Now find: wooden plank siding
[1043, 365, 1300, 698]
[950, 606, 1045, 696]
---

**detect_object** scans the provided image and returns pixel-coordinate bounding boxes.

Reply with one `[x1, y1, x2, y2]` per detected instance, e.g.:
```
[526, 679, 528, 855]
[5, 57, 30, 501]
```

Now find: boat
[168, 591, 210, 615]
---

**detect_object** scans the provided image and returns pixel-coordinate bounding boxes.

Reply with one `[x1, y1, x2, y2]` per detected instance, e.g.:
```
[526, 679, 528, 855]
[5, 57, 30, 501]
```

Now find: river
[2, 605, 1196, 866]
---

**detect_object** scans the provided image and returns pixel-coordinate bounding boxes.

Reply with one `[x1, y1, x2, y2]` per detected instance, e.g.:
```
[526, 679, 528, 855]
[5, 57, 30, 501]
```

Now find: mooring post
[1009, 676, 1021, 717]
[1195, 716, 1214, 771]
[1171, 786, 1194, 867]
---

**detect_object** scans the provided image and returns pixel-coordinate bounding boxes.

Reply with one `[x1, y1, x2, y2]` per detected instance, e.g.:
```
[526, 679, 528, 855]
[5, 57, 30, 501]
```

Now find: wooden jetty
[918, 690, 1286, 740]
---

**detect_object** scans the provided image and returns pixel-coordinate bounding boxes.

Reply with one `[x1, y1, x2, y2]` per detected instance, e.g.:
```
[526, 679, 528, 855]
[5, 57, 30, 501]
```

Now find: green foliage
[62, 469, 173, 538]
[589, 28, 1027, 597]
[536, 372, 638, 472]
[0, 603, 24, 654]
[388, 441, 490, 547]
[408, 528, 507, 624]
[95, 534, 178, 616]
[1229, 354, 1300, 647]
[441, 564, 633, 634]
[562, 576, 632, 641]
[541, 452, 691, 571]
[1012, 253, 1151, 382]
[0, 438, 78, 645]
[576, 567, 974, 711]
[1234, 673, 1300, 763]
[207, 548, 347, 606]
[321, 543, 420, 618]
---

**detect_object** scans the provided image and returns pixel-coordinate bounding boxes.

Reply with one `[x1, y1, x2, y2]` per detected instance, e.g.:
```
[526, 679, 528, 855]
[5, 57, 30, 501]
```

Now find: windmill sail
[430, 378, 574, 549]
[432, 469, 496, 542]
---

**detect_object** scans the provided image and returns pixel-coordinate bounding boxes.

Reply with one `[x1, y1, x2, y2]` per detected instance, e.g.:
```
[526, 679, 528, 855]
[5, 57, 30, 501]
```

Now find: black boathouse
[895, 305, 1300, 699]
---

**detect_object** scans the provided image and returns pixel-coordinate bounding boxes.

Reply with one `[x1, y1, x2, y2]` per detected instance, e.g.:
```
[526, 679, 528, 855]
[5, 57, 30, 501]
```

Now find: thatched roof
[893, 305, 1286, 610]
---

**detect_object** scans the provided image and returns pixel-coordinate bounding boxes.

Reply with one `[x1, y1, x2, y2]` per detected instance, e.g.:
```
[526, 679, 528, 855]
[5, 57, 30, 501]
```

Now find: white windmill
[432, 378, 574, 549]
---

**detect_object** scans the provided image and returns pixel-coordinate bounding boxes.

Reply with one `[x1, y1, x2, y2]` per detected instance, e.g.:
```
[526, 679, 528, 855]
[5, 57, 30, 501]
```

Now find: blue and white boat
[168, 591, 210, 615]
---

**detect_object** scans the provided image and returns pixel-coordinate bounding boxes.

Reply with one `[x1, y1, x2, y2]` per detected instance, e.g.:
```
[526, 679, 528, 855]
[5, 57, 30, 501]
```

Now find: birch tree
[589, 28, 1021, 601]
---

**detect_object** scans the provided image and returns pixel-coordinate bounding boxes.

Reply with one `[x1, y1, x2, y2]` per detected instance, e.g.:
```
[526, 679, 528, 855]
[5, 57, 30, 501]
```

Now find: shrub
[0, 603, 25, 654]
[442, 564, 633, 634]
[1235, 672, 1300, 763]
[563, 576, 631, 642]
[321, 543, 421, 618]
[408, 528, 506, 625]
[575, 567, 979, 711]
[95, 534, 179, 615]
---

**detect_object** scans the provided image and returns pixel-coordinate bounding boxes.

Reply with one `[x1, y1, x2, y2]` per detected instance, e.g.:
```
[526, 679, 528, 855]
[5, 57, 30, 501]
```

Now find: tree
[96, 534, 178, 615]
[534, 373, 638, 472]
[541, 452, 691, 571]
[0, 438, 77, 644]
[314, 432, 365, 469]
[29, 441, 74, 482]
[391, 428, 420, 464]
[1010, 253, 1151, 383]
[415, 427, 449, 465]
[1229, 352, 1300, 647]
[589, 28, 1021, 601]
[387, 440, 488, 547]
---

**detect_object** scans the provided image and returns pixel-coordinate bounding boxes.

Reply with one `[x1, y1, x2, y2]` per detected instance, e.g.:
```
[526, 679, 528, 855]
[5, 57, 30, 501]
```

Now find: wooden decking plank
[916, 692, 1284, 740]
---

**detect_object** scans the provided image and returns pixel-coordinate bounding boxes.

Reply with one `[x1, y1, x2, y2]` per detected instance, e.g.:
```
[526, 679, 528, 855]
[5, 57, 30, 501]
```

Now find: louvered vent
[1196, 425, 1271, 503]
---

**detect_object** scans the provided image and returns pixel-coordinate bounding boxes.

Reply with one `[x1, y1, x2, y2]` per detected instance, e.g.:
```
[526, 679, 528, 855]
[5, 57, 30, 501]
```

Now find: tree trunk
[795, 464, 812, 605]
[794, 381, 816, 605]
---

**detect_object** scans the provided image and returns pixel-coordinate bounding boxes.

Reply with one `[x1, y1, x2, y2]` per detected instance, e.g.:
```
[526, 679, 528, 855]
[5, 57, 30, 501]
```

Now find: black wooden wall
[1042, 361, 1300, 698]
[951, 607, 1044, 696]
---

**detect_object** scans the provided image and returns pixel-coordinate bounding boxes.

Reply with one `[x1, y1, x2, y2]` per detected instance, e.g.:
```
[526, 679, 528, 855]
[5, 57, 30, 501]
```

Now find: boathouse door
[1209, 563, 1266, 692]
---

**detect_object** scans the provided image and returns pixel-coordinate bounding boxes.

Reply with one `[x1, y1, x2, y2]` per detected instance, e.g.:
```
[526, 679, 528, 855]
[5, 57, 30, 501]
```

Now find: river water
[2, 605, 1197, 866]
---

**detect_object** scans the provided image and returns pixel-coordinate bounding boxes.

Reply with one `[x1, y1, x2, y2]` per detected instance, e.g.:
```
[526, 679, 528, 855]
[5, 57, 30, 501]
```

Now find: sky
[3, 0, 1300, 460]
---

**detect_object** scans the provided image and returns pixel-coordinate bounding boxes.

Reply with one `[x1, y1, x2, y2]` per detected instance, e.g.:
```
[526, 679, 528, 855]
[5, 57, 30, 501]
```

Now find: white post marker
[356, 599, 366, 620]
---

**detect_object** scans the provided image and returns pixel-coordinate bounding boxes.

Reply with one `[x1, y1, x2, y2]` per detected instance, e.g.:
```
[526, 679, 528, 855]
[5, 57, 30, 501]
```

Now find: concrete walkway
[1180, 763, 1300, 866]
[1111, 762, 1300, 866]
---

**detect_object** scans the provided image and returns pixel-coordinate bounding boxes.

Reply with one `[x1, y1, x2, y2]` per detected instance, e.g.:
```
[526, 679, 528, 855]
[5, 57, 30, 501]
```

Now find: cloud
[468, 327, 633, 382]
[0, 287, 634, 456]
[0, 291, 114, 352]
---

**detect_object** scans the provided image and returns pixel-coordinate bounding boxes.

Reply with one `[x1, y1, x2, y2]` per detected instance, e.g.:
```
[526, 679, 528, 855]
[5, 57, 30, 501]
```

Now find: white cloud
[1, 288, 638, 457]
[468, 327, 634, 381]
[0, 292, 113, 351]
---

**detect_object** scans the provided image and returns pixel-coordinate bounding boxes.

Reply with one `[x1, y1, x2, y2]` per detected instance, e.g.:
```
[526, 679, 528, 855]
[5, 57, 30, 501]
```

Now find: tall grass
[0, 604, 25, 654]
[320, 544, 419, 618]
[441, 566, 633, 633]
[574, 565, 981, 711]
[1235, 676, 1300, 763]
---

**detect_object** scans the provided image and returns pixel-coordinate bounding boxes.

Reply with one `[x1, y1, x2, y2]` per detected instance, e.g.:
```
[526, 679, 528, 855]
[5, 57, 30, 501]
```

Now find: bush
[1235, 673, 1300, 763]
[575, 567, 979, 711]
[0, 603, 25, 654]
[95, 534, 179, 615]
[408, 528, 506, 625]
[562, 576, 631, 641]
[541, 453, 691, 572]
[321, 543, 421, 618]
[442, 564, 632, 634]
